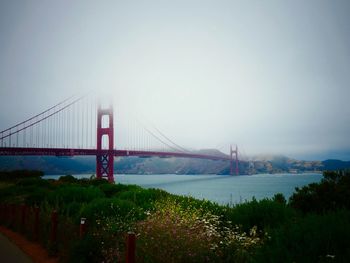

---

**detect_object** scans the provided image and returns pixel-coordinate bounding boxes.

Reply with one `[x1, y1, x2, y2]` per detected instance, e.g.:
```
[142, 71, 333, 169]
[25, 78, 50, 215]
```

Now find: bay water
[44, 173, 322, 205]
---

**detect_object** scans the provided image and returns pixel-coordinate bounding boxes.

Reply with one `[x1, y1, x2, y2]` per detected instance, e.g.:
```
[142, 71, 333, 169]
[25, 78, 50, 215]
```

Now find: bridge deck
[0, 147, 230, 161]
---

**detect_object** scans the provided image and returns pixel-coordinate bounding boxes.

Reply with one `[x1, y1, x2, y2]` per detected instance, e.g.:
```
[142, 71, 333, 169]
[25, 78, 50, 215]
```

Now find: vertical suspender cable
[59, 108, 61, 147]
[24, 124, 26, 147]
[50, 112, 52, 147]
[91, 97, 93, 148]
[36, 118, 39, 147]
[85, 99, 88, 148]
[16, 127, 18, 147]
[66, 104, 68, 148]
[72, 101, 75, 148]
[81, 101, 83, 148]
[30, 125, 32, 147]
[81, 100, 84, 148]
[75, 101, 78, 148]
[41, 116, 43, 147]
[54, 108, 58, 148]
[55, 109, 57, 147]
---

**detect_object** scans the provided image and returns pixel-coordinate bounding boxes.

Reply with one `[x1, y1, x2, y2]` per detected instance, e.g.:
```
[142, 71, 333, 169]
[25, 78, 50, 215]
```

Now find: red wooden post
[126, 232, 136, 263]
[0, 204, 4, 224]
[11, 204, 15, 227]
[34, 207, 40, 241]
[50, 210, 58, 243]
[5, 204, 9, 224]
[21, 204, 27, 231]
[79, 218, 87, 238]
[0, 204, 3, 224]
[4, 204, 8, 224]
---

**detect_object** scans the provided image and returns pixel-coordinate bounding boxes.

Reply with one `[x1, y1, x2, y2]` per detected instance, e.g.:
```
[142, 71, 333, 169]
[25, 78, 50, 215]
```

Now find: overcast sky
[0, 0, 350, 160]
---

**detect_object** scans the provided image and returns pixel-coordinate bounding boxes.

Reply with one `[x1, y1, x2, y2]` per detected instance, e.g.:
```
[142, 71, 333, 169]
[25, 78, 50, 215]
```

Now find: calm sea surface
[44, 173, 323, 205]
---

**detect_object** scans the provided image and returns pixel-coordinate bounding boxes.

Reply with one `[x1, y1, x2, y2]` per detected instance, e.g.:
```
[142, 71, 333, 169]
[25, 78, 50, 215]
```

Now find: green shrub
[69, 234, 103, 263]
[118, 188, 169, 210]
[64, 202, 83, 217]
[254, 210, 350, 262]
[79, 197, 139, 223]
[136, 198, 263, 263]
[47, 185, 105, 205]
[171, 195, 230, 219]
[16, 177, 52, 188]
[290, 170, 350, 213]
[25, 187, 51, 205]
[227, 198, 295, 231]
[98, 183, 139, 197]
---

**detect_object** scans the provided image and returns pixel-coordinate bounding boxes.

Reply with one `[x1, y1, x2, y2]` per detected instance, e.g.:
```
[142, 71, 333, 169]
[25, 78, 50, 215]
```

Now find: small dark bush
[16, 177, 52, 188]
[83, 178, 109, 186]
[272, 193, 286, 204]
[58, 175, 78, 183]
[0, 186, 18, 202]
[0, 170, 44, 181]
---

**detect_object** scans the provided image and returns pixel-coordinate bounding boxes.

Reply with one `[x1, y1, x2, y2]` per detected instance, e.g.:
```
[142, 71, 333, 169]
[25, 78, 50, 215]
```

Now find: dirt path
[0, 232, 33, 263]
[0, 226, 58, 263]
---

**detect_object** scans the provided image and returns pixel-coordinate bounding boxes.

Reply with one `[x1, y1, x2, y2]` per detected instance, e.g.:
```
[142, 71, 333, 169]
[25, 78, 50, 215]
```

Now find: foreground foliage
[0, 171, 350, 262]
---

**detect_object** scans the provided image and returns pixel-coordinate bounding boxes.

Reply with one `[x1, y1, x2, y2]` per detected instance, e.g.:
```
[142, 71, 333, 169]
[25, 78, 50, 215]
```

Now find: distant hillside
[0, 156, 95, 175]
[0, 152, 349, 175]
[322, 159, 350, 171]
[0, 153, 229, 175]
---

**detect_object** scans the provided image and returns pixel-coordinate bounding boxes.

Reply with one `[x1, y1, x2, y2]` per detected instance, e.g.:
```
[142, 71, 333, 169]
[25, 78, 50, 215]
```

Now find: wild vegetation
[0, 170, 350, 262]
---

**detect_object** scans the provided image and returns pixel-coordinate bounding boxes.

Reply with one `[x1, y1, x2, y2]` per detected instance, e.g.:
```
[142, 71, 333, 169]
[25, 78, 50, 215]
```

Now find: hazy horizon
[1, 1, 350, 161]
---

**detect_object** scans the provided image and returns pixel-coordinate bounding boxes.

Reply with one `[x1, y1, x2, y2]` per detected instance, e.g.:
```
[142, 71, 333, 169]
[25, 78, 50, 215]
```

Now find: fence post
[5, 204, 9, 225]
[4, 204, 8, 224]
[0, 204, 4, 224]
[34, 206, 40, 241]
[126, 232, 136, 263]
[80, 218, 87, 238]
[20, 204, 27, 232]
[0, 204, 3, 224]
[10, 204, 15, 228]
[50, 210, 58, 243]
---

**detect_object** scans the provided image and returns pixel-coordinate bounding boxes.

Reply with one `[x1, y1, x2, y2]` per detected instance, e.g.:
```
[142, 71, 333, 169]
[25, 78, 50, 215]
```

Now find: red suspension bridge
[0, 94, 239, 182]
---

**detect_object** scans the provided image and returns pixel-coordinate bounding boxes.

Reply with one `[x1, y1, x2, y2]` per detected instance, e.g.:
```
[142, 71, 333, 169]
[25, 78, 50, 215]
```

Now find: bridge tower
[96, 104, 114, 182]
[230, 145, 239, 175]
